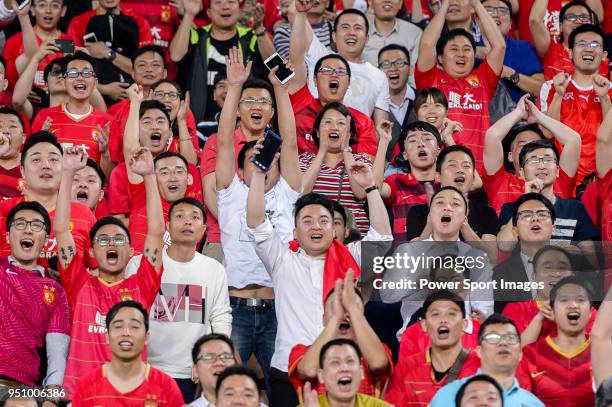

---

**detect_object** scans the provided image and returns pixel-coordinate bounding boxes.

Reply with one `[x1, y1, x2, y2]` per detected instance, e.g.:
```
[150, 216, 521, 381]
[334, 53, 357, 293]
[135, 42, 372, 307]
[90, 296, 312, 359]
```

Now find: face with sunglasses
[570, 31, 607, 75]
[477, 324, 521, 374]
[64, 60, 97, 101]
[45, 62, 66, 95]
[90, 224, 133, 275]
[8, 209, 49, 268]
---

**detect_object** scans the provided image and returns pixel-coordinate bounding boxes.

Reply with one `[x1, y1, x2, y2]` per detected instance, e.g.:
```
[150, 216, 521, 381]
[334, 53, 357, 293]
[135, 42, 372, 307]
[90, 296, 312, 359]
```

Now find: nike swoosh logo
[531, 371, 547, 378]
[5, 269, 17, 275]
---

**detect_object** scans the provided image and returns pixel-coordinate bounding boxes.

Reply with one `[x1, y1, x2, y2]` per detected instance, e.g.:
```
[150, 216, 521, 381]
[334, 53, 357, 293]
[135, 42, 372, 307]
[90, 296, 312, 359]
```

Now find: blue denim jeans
[229, 297, 277, 397]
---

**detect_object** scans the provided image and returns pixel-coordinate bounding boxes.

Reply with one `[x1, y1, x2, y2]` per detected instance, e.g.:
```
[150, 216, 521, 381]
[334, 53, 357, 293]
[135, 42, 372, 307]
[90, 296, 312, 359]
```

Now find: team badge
[161, 5, 172, 23]
[18, 178, 26, 193]
[466, 77, 480, 88]
[144, 394, 158, 407]
[43, 285, 56, 306]
[92, 129, 100, 142]
[119, 288, 133, 301]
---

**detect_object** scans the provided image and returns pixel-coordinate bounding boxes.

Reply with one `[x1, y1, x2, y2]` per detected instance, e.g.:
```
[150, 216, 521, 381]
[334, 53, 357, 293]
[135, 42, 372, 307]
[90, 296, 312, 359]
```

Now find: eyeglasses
[64, 69, 95, 79]
[239, 97, 272, 106]
[141, 118, 169, 127]
[197, 353, 235, 364]
[524, 156, 557, 166]
[517, 210, 552, 222]
[484, 6, 510, 16]
[94, 234, 128, 246]
[379, 59, 410, 69]
[563, 13, 591, 23]
[34, 1, 63, 11]
[575, 40, 603, 50]
[316, 66, 349, 76]
[481, 332, 520, 345]
[11, 219, 46, 232]
[157, 167, 188, 177]
[153, 91, 181, 101]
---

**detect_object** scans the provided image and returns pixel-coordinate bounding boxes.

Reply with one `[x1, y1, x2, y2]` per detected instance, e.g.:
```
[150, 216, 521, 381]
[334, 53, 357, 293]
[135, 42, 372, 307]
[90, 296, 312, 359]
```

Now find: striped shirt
[273, 21, 332, 60]
[299, 152, 371, 235]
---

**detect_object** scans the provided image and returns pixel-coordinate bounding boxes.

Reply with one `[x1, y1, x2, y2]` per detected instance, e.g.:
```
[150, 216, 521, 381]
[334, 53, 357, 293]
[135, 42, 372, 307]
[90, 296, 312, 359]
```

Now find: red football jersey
[31, 104, 113, 164]
[399, 320, 481, 360]
[0, 164, 22, 199]
[67, 7, 153, 47]
[0, 197, 96, 268]
[60, 253, 161, 397]
[517, 0, 564, 45]
[289, 84, 378, 156]
[288, 343, 393, 399]
[482, 166, 576, 214]
[72, 363, 184, 407]
[523, 335, 594, 407]
[541, 40, 609, 81]
[385, 348, 480, 406]
[540, 79, 612, 184]
[2, 32, 73, 89]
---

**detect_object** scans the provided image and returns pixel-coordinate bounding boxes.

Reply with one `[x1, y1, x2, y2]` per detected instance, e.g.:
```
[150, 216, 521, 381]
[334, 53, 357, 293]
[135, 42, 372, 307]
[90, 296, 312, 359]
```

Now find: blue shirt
[429, 369, 545, 407]
[502, 36, 543, 102]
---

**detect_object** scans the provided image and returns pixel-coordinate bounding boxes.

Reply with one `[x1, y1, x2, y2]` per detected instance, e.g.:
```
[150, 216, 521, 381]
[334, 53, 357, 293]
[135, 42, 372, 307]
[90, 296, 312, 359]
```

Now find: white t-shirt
[217, 175, 299, 289]
[305, 35, 390, 117]
[125, 249, 232, 378]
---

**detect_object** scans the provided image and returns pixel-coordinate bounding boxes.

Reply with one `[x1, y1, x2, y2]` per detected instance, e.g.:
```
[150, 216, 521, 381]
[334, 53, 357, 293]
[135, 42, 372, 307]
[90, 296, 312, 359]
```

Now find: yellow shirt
[299, 393, 391, 407]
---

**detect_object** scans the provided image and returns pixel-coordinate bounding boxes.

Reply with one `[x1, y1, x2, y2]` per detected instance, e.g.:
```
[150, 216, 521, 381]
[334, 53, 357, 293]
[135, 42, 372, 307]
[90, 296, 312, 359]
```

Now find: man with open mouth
[54, 145, 166, 398]
[72, 301, 184, 406]
[300, 338, 391, 406]
[431, 314, 544, 407]
[415, 0, 505, 173]
[522, 276, 596, 407]
[539, 24, 612, 185]
[71, 157, 107, 219]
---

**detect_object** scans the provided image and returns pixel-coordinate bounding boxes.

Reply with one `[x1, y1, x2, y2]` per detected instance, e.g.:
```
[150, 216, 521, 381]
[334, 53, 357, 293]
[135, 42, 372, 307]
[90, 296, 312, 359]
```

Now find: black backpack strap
[446, 347, 470, 383]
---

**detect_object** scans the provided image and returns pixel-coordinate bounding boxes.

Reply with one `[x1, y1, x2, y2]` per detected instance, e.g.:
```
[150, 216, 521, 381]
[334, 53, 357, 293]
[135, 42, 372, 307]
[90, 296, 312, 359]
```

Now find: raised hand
[12, 0, 31, 16]
[251, 137, 280, 174]
[267, 64, 292, 88]
[341, 269, 363, 315]
[593, 74, 611, 98]
[129, 147, 155, 176]
[42, 117, 53, 132]
[376, 120, 393, 144]
[95, 123, 110, 155]
[63, 146, 87, 171]
[182, 0, 202, 17]
[295, 0, 314, 13]
[34, 41, 60, 62]
[340, 115, 352, 150]
[303, 382, 321, 407]
[226, 47, 253, 86]
[252, 2, 265, 30]
[127, 83, 144, 103]
[524, 97, 541, 124]
[105, 82, 130, 101]
[0, 134, 10, 156]
[552, 72, 571, 97]
[330, 279, 346, 323]
[524, 178, 544, 194]
[514, 94, 529, 119]
[348, 161, 375, 190]
[178, 91, 191, 122]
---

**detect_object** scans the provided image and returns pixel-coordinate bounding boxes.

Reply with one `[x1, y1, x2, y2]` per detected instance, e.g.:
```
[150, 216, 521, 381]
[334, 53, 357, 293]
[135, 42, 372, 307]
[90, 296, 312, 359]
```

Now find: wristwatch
[106, 49, 117, 62]
[255, 27, 267, 37]
[509, 70, 520, 85]
[342, 147, 352, 153]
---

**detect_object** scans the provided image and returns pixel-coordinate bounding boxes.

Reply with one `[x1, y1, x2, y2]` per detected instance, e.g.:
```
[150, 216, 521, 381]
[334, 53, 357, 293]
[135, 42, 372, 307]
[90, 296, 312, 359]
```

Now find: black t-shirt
[405, 196, 500, 241]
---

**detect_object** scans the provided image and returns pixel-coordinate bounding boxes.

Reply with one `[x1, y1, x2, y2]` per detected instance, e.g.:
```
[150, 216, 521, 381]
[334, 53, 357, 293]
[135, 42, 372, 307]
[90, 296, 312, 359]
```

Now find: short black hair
[154, 151, 189, 170]
[294, 192, 335, 224]
[423, 290, 466, 318]
[331, 200, 348, 226]
[477, 313, 519, 343]
[511, 192, 556, 226]
[560, 0, 593, 23]
[191, 333, 235, 364]
[215, 366, 260, 399]
[518, 139, 560, 168]
[333, 8, 369, 33]
[131, 45, 166, 67]
[85, 157, 105, 186]
[319, 338, 362, 368]
[568, 23, 606, 49]
[237, 140, 258, 170]
[105, 300, 149, 332]
[213, 72, 228, 88]
[242, 78, 276, 109]
[314, 54, 352, 79]
[61, 51, 97, 76]
[455, 374, 503, 406]
[152, 79, 182, 96]
[89, 216, 131, 245]
[595, 377, 612, 407]
[0, 107, 25, 132]
[378, 44, 411, 66]
[482, 0, 512, 14]
[436, 29, 476, 58]
[168, 197, 207, 221]
[21, 131, 63, 168]
[0, 55, 6, 71]
[139, 99, 171, 124]
[6, 201, 51, 234]
[414, 87, 448, 112]
[507, 123, 546, 152]
[398, 120, 442, 153]
[429, 186, 468, 214]
[435, 145, 475, 173]
[43, 56, 66, 83]
[312, 102, 357, 147]
[549, 275, 593, 308]
[533, 245, 576, 274]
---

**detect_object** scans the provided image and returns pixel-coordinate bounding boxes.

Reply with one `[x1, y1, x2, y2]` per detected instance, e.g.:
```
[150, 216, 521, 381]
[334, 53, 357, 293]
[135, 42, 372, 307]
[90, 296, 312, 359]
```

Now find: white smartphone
[83, 32, 98, 44]
[264, 53, 295, 85]
[16, 0, 31, 10]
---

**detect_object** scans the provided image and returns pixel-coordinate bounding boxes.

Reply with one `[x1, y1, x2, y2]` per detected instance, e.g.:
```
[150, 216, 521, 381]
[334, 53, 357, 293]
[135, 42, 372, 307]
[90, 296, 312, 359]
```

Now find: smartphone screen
[16, 0, 30, 9]
[55, 39, 75, 54]
[264, 53, 295, 84]
[83, 33, 98, 44]
[252, 129, 283, 172]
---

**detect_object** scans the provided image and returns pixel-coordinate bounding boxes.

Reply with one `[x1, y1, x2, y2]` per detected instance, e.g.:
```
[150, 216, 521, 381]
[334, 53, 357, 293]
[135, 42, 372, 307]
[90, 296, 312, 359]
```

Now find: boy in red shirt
[385, 290, 480, 406]
[71, 158, 109, 219]
[31, 52, 113, 177]
[54, 145, 165, 397]
[414, 0, 505, 173]
[72, 300, 184, 406]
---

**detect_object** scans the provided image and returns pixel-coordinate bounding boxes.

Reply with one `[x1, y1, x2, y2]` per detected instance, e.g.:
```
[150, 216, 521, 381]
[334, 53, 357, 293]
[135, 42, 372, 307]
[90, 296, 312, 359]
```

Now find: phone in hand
[55, 39, 75, 54]
[16, 0, 30, 10]
[263, 53, 295, 85]
[83, 32, 98, 44]
[327, 0, 335, 12]
[252, 129, 283, 172]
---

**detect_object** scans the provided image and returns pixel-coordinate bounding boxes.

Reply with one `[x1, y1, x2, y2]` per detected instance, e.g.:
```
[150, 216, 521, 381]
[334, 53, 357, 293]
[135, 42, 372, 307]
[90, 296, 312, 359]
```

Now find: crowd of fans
[1, 0, 612, 405]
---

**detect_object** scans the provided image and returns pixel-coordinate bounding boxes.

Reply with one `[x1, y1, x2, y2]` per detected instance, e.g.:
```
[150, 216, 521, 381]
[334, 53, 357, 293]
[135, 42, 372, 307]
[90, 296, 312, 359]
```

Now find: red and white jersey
[540, 78, 612, 184]
[542, 40, 609, 80]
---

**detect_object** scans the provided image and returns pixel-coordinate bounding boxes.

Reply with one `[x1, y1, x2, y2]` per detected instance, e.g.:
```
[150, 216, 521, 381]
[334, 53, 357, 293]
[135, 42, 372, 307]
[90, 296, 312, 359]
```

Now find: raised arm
[349, 157, 392, 236]
[596, 104, 612, 176]
[216, 47, 252, 190]
[14, 1, 37, 60]
[529, 0, 551, 58]
[483, 95, 526, 175]
[416, 0, 450, 72]
[594, 74, 612, 117]
[372, 120, 392, 188]
[270, 67, 301, 191]
[54, 147, 88, 269]
[543, 72, 570, 122]
[591, 286, 612, 386]
[473, 0, 506, 74]
[123, 84, 145, 184]
[129, 148, 164, 272]
[246, 141, 277, 229]
[288, 0, 316, 94]
[169, 0, 202, 62]
[176, 92, 198, 164]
